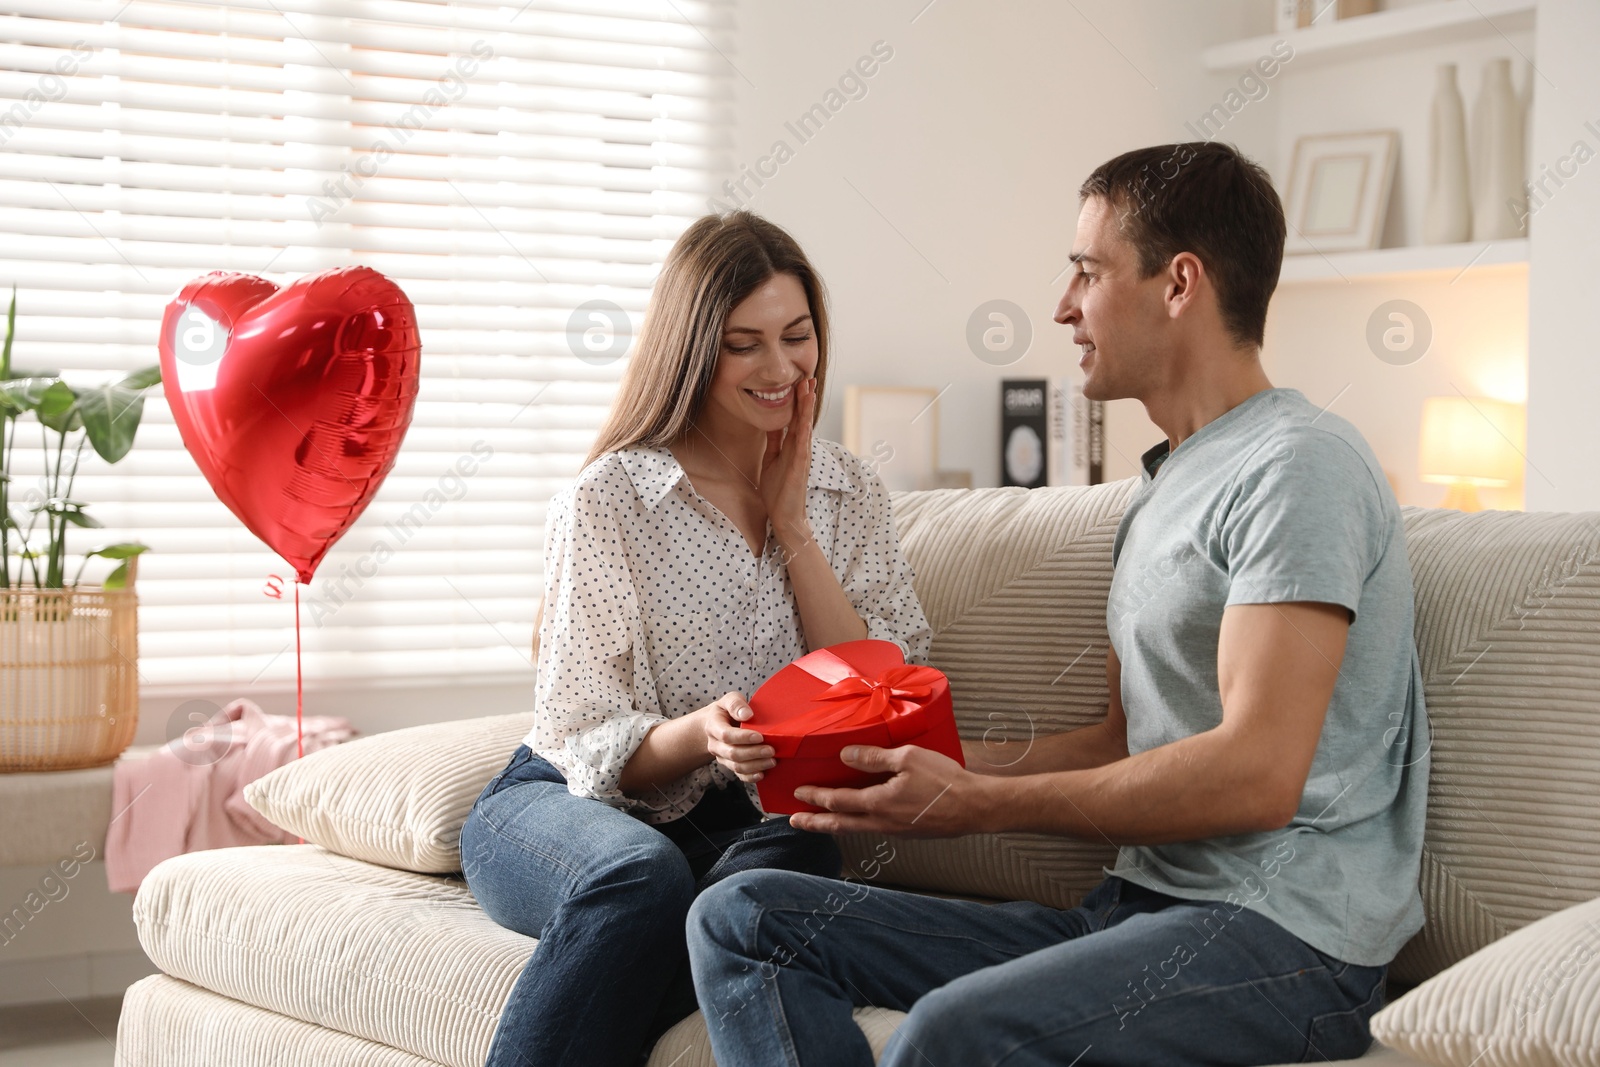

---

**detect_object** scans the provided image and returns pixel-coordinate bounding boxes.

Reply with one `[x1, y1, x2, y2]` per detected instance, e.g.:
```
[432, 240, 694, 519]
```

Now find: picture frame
[842, 385, 939, 493]
[1282, 130, 1398, 254]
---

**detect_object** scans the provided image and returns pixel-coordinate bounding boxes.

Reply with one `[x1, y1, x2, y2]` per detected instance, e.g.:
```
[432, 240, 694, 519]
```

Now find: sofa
[113, 480, 1600, 1066]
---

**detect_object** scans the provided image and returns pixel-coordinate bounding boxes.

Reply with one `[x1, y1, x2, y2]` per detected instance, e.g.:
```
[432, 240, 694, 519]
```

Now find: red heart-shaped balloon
[158, 267, 421, 584]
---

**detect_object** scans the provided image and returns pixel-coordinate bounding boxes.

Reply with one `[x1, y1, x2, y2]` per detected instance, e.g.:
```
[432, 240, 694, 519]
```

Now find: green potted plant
[1, 288, 160, 770]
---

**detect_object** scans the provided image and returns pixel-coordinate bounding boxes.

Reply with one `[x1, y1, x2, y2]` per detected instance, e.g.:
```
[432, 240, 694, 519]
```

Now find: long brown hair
[584, 211, 830, 467]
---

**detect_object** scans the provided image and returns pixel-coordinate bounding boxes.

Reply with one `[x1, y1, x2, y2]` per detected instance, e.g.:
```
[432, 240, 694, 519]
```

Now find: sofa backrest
[837, 482, 1600, 986]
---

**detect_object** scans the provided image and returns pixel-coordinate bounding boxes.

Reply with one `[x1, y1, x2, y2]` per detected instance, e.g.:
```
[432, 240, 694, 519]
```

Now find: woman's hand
[700, 691, 776, 783]
[758, 376, 817, 555]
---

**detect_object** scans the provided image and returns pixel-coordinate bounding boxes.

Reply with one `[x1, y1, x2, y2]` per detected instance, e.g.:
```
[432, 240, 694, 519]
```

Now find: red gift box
[746, 639, 964, 815]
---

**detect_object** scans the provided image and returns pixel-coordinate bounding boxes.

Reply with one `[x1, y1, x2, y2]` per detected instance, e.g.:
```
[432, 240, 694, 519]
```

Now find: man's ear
[1164, 251, 1206, 321]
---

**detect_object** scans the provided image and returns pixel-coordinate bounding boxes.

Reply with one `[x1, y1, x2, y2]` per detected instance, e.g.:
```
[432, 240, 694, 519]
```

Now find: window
[0, 0, 731, 689]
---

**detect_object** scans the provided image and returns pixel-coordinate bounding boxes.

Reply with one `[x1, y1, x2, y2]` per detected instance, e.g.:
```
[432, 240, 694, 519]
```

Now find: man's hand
[790, 745, 987, 837]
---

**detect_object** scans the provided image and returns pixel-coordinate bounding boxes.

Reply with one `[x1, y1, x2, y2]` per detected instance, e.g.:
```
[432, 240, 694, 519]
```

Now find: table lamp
[1418, 395, 1525, 511]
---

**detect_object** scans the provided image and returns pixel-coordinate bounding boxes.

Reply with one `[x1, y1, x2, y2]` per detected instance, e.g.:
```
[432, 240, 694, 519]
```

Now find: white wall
[1260, 18, 1535, 510]
[726, 2, 1578, 515]
[725, 0, 1273, 486]
[1526, 0, 1600, 512]
[1264, 266, 1529, 511]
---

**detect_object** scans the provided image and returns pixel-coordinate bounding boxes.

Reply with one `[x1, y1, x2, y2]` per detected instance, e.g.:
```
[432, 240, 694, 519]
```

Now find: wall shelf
[1277, 238, 1528, 284]
[1203, 0, 1536, 71]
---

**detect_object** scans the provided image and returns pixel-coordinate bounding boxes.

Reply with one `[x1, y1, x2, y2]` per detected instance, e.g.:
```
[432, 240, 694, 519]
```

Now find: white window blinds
[0, 0, 731, 689]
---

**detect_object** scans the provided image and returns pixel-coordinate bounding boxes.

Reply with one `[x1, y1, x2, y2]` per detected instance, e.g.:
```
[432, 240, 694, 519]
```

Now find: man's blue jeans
[460, 745, 842, 1067]
[687, 870, 1388, 1066]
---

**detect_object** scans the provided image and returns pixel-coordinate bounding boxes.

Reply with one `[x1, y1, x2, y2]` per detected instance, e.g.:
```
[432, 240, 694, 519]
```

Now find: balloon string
[294, 580, 304, 846]
[294, 581, 304, 760]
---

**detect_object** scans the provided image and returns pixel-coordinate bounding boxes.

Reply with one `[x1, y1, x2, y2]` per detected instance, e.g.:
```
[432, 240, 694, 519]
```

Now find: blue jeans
[687, 871, 1388, 1066]
[460, 745, 842, 1067]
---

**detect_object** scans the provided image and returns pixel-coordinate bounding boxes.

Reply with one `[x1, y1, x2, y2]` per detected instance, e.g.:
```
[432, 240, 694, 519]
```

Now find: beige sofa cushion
[243, 713, 533, 873]
[133, 845, 530, 1067]
[118, 974, 442, 1066]
[116, 960, 1419, 1067]
[1387, 509, 1600, 984]
[836, 483, 1138, 906]
[124, 845, 1413, 1067]
[127, 846, 912, 1067]
[115, 972, 917, 1067]
[1370, 894, 1600, 1066]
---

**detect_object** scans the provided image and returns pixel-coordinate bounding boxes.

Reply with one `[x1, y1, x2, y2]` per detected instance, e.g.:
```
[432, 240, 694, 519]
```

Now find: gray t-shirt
[1106, 387, 1428, 966]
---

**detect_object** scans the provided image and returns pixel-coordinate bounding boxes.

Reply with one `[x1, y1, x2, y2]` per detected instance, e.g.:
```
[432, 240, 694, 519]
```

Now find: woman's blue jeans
[460, 745, 842, 1067]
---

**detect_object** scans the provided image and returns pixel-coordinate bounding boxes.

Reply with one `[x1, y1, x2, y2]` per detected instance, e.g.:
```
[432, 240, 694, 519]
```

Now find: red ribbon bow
[792, 649, 943, 735]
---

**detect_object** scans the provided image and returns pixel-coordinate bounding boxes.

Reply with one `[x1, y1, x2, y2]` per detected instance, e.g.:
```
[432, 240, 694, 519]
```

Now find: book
[1050, 374, 1104, 486]
[1001, 377, 1104, 487]
[1001, 379, 1048, 487]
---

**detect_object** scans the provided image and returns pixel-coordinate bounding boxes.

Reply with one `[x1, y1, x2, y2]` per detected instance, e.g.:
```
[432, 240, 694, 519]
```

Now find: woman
[460, 211, 933, 1067]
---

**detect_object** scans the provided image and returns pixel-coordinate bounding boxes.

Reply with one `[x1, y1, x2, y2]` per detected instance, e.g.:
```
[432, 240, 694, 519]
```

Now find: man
[687, 141, 1429, 1066]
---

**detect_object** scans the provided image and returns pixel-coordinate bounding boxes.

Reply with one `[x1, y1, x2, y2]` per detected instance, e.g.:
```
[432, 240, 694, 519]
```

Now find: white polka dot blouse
[523, 436, 934, 824]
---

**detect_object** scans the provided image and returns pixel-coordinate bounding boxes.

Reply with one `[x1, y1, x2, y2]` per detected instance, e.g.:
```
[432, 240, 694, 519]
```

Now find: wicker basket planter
[0, 586, 140, 771]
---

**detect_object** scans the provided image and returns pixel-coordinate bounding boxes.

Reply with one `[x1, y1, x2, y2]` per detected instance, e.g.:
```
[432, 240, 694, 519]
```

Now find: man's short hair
[1079, 142, 1285, 349]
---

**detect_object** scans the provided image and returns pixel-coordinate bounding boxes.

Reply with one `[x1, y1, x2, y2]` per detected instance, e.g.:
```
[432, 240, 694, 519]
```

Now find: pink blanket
[106, 698, 355, 893]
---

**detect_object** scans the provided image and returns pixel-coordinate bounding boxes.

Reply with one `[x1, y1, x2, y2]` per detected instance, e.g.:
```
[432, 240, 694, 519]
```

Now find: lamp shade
[1418, 396, 1526, 487]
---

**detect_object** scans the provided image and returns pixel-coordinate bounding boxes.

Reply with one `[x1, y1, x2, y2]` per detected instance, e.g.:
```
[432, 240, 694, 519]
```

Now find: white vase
[1424, 63, 1473, 245]
[1473, 58, 1528, 239]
